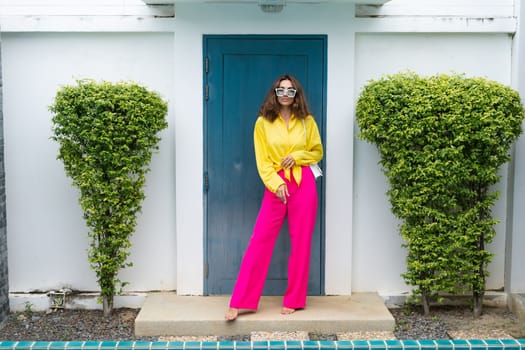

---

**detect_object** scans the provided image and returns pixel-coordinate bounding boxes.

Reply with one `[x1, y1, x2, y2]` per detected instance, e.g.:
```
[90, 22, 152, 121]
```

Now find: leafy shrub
[356, 72, 524, 315]
[50, 80, 168, 316]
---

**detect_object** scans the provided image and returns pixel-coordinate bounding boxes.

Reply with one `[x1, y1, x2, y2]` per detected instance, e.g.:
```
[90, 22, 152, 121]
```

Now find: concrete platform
[135, 292, 395, 337]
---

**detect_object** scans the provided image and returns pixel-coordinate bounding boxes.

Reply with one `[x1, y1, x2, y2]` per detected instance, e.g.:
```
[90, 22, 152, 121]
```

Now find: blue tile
[252, 341, 269, 350]
[3, 339, 525, 350]
[12, 342, 34, 350]
[27, 342, 48, 350]
[400, 340, 420, 350]
[334, 341, 352, 350]
[384, 340, 404, 350]
[51, 342, 70, 350]
[318, 341, 337, 350]
[352, 340, 370, 350]
[99, 341, 119, 350]
[515, 339, 525, 349]
[369, 340, 387, 349]
[234, 341, 252, 350]
[483, 340, 505, 349]
[465, 339, 486, 350]
[434, 340, 454, 349]
[114, 341, 136, 350]
[419, 339, 438, 350]
[182, 342, 202, 350]
[450, 340, 470, 350]
[267, 341, 285, 350]
[218, 341, 235, 350]
[63, 342, 85, 350]
[302, 341, 321, 350]
[133, 342, 154, 350]
[499, 339, 521, 350]
[82, 342, 102, 350]
[166, 341, 186, 350]
[201, 342, 219, 350]
[0, 342, 18, 350]
[166, 342, 185, 350]
[149, 342, 168, 350]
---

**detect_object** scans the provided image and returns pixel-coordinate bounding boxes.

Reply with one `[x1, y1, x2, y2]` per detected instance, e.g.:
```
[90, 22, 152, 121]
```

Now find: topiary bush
[50, 79, 168, 316]
[356, 72, 524, 316]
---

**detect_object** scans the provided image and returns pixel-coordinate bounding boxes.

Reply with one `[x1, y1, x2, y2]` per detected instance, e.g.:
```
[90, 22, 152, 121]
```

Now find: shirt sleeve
[289, 116, 323, 165]
[253, 117, 286, 193]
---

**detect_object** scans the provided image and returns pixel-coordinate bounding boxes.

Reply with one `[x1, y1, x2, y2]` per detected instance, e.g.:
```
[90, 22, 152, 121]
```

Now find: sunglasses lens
[286, 89, 297, 98]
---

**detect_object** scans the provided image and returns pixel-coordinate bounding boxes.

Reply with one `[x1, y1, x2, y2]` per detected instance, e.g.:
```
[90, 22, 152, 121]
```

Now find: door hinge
[205, 84, 209, 101]
[205, 262, 209, 279]
[205, 56, 209, 74]
[204, 172, 209, 193]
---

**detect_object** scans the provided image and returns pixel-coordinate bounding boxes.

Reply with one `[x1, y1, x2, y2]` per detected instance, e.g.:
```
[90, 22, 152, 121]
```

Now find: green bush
[50, 80, 168, 316]
[356, 72, 524, 316]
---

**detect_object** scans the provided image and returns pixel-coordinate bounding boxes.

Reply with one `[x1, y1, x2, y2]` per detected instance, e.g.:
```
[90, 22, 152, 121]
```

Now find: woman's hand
[281, 155, 295, 169]
[276, 184, 289, 204]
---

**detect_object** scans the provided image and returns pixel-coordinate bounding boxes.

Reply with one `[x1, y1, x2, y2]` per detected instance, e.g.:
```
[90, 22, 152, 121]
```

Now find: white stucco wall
[2, 0, 522, 303]
[3, 32, 177, 293]
[172, 3, 360, 295]
[509, 0, 525, 293]
[174, 3, 517, 295]
[353, 33, 513, 294]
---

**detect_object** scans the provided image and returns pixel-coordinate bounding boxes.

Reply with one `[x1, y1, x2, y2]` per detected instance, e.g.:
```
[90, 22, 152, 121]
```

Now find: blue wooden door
[204, 35, 326, 295]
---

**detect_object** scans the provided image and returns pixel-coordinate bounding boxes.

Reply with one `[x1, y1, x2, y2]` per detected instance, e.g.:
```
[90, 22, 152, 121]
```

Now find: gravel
[390, 307, 451, 339]
[390, 305, 525, 340]
[1, 305, 525, 341]
[0, 309, 155, 342]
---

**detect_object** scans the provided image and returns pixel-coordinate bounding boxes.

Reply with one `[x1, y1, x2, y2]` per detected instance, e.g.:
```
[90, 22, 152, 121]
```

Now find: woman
[225, 74, 323, 321]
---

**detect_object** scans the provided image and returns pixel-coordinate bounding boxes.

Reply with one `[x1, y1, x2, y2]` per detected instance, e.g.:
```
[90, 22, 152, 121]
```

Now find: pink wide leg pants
[229, 166, 318, 310]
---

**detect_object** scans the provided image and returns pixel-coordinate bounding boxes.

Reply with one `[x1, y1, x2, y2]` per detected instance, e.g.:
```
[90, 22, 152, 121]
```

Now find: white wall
[2, 0, 521, 301]
[3, 32, 177, 293]
[172, 2, 359, 295]
[509, 0, 525, 293]
[353, 33, 513, 294]
[173, 3, 518, 295]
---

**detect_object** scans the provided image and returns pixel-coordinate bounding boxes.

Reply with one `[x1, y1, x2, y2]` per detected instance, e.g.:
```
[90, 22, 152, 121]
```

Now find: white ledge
[354, 16, 517, 33]
[0, 13, 515, 34]
[356, 4, 514, 18]
[0, 16, 175, 32]
[0, 5, 174, 17]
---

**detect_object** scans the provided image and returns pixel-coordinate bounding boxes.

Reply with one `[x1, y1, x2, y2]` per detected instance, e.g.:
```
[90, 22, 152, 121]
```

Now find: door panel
[204, 36, 326, 295]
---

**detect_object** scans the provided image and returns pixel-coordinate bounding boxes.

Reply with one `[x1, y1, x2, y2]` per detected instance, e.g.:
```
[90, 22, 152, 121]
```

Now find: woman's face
[276, 79, 296, 108]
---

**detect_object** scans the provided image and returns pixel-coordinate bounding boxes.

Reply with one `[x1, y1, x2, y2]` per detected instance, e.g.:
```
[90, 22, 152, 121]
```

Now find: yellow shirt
[254, 114, 323, 193]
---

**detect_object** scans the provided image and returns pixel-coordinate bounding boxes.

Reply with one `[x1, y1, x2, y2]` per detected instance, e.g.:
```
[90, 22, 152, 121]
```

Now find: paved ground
[135, 293, 394, 337]
[2, 294, 525, 341]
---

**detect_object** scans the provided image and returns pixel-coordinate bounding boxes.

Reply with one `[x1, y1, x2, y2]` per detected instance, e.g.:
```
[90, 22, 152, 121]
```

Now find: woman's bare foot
[224, 308, 239, 321]
[281, 307, 296, 315]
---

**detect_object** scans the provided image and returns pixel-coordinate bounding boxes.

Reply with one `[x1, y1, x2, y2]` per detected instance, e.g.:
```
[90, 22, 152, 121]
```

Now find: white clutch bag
[310, 163, 323, 180]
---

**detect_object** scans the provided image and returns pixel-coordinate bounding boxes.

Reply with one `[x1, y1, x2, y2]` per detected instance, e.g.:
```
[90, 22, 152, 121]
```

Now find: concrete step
[135, 292, 395, 337]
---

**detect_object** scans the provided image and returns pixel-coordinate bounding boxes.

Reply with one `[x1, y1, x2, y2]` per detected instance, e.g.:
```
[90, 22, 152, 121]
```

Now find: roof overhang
[142, 0, 391, 5]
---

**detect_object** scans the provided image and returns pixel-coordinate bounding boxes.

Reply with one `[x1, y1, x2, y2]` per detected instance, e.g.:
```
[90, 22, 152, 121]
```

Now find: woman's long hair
[258, 74, 312, 122]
